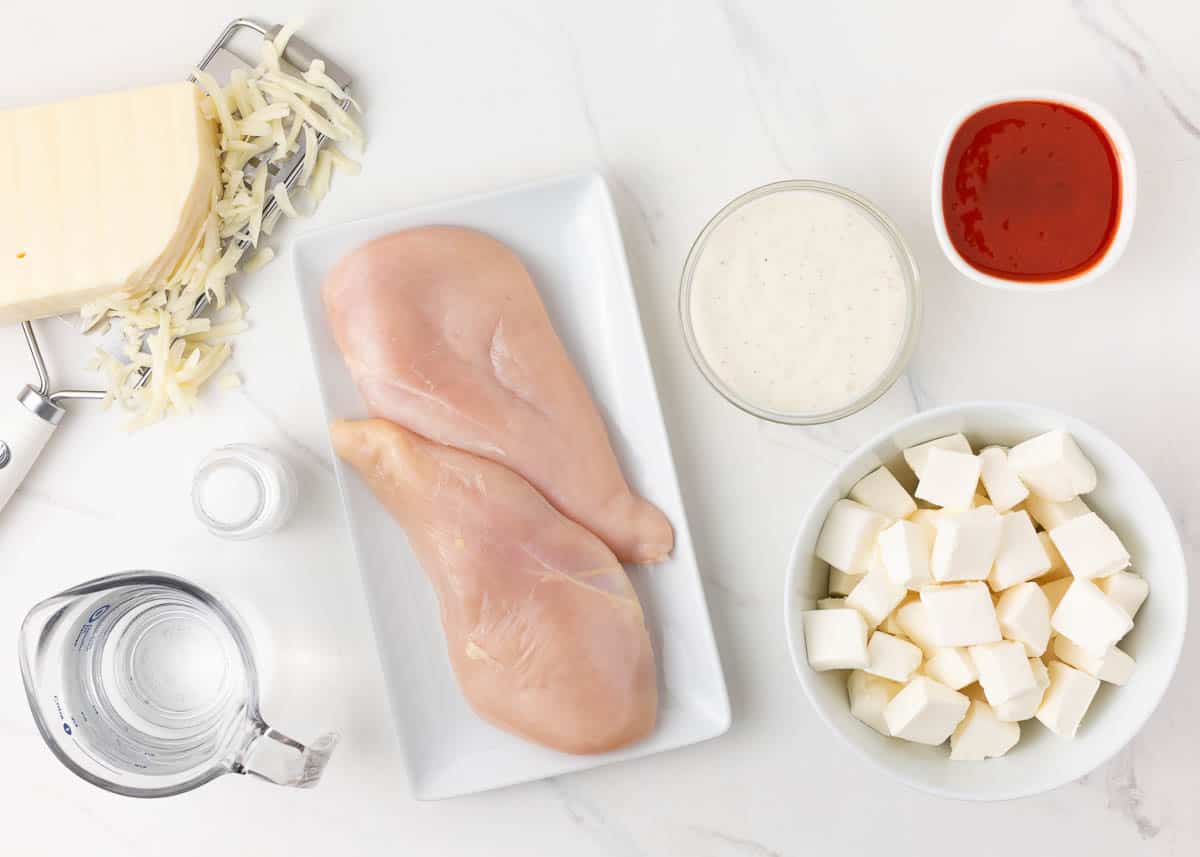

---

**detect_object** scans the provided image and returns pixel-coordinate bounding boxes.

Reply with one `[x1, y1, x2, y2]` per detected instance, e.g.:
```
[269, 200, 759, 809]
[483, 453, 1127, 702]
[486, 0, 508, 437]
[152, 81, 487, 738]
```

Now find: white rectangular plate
[291, 173, 731, 800]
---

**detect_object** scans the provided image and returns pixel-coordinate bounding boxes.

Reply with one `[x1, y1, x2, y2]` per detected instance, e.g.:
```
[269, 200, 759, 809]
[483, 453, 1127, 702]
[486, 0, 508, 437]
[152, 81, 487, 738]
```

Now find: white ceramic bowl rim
[783, 401, 1187, 801]
[930, 91, 1138, 293]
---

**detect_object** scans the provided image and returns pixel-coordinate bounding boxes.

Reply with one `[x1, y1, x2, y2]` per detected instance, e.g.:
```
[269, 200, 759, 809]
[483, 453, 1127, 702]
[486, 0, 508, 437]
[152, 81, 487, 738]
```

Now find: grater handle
[0, 388, 63, 514]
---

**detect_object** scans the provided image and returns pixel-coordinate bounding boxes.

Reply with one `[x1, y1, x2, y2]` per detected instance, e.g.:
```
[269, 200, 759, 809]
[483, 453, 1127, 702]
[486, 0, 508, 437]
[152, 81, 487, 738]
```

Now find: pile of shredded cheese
[84, 22, 362, 430]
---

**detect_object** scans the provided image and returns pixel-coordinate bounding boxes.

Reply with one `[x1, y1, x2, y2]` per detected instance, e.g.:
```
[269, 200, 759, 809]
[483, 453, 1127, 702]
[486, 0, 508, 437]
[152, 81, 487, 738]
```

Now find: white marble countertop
[2, 0, 1196, 853]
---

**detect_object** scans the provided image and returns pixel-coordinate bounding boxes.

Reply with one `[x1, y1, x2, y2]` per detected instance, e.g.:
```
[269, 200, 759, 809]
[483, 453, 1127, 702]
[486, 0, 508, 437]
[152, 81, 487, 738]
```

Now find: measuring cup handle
[236, 718, 339, 788]
[0, 388, 64, 514]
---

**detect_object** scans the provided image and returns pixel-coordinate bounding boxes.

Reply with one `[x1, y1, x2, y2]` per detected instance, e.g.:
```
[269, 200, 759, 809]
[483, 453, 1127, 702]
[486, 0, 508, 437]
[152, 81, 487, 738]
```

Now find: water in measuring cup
[59, 585, 251, 777]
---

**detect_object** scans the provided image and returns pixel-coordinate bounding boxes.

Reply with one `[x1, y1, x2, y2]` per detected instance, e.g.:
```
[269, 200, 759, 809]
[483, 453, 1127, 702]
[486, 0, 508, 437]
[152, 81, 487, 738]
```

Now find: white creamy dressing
[689, 189, 910, 416]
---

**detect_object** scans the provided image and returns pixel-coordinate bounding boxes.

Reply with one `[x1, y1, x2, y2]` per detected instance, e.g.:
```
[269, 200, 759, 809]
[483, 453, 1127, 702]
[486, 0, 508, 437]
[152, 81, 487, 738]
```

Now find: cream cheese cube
[916, 449, 983, 511]
[818, 597, 846, 610]
[994, 658, 1050, 721]
[816, 499, 890, 574]
[922, 647, 978, 690]
[1036, 661, 1101, 738]
[931, 506, 1003, 582]
[1008, 431, 1098, 502]
[884, 676, 970, 745]
[803, 609, 869, 671]
[878, 520, 934, 589]
[1051, 580, 1134, 656]
[828, 567, 865, 597]
[1024, 495, 1090, 531]
[865, 632, 923, 682]
[1037, 531, 1071, 582]
[903, 433, 973, 481]
[989, 510, 1052, 591]
[970, 641, 1038, 705]
[879, 597, 912, 637]
[1049, 513, 1131, 580]
[845, 563, 908, 629]
[995, 581, 1052, 657]
[1053, 637, 1136, 686]
[895, 600, 941, 656]
[950, 700, 1021, 760]
[1041, 577, 1073, 613]
[848, 670, 902, 736]
[922, 582, 1002, 647]
[1096, 571, 1150, 619]
[978, 446, 1030, 513]
[850, 466, 917, 520]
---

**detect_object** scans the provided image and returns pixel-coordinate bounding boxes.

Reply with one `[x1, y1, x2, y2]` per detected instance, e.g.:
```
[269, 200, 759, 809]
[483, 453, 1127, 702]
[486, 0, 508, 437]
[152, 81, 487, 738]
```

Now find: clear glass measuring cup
[18, 571, 338, 798]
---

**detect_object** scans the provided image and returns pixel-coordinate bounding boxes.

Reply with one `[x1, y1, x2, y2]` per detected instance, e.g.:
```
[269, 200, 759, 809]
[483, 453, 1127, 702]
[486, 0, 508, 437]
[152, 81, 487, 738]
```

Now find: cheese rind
[0, 82, 219, 323]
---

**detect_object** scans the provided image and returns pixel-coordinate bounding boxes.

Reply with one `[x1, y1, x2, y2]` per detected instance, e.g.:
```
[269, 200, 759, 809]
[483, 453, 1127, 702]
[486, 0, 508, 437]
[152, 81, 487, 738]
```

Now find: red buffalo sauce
[941, 100, 1121, 282]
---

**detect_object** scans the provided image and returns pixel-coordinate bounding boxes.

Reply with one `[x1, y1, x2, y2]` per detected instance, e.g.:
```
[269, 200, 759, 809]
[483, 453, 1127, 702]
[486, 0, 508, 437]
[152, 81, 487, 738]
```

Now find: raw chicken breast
[331, 418, 658, 754]
[323, 226, 673, 564]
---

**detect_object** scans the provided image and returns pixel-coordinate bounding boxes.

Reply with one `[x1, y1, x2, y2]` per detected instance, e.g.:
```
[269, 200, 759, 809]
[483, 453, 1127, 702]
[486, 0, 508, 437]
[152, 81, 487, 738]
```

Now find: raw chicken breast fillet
[331, 418, 658, 754]
[323, 226, 674, 564]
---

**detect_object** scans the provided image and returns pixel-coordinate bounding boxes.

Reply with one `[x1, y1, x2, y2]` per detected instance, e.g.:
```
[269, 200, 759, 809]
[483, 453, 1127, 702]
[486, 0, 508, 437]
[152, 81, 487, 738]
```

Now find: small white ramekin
[931, 91, 1137, 292]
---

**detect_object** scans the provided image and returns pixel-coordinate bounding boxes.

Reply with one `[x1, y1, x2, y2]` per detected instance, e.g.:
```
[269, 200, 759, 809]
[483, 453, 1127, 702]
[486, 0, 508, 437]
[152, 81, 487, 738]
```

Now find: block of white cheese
[1053, 637, 1136, 686]
[1037, 531, 1071, 582]
[0, 82, 219, 324]
[1096, 571, 1149, 619]
[978, 446, 1029, 513]
[817, 596, 846, 610]
[931, 506, 1003, 582]
[845, 560, 907, 629]
[865, 632, 923, 682]
[988, 510, 1052, 591]
[883, 676, 970, 745]
[878, 520, 933, 589]
[895, 599, 941, 656]
[1008, 431, 1097, 502]
[969, 641, 1038, 705]
[848, 670, 902, 736]
[803, 609, 869, 671]
[1024, 494, 1090, 531]
[994, 657, 1050, 721]
[816, 499, 890, 574]
[903, 434, 973, 480]
[1051, 580, 1133, 656]
[915, 448, 982, 511]
[849, 466, 917, 520]
[995, 581, 1052, 657]
[1036, 661, 1100, 738]
[827, 567, 865, 597]
[1041, 576, 1073, 613]
[922, 647, 978, 690]
[950, 700, 1020, 760]
[1049, 513, 1131, 580]
[921, 582, 1002, 647]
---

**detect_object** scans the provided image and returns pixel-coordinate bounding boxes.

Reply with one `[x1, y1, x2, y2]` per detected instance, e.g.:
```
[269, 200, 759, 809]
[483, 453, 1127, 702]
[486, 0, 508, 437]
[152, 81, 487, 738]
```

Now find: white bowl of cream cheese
[680, 180, 921, 424]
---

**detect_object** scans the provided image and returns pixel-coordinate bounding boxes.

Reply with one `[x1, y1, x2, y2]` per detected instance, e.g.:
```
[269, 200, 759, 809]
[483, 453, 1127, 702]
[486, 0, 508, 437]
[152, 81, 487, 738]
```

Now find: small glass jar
[192, 445, 297, 540]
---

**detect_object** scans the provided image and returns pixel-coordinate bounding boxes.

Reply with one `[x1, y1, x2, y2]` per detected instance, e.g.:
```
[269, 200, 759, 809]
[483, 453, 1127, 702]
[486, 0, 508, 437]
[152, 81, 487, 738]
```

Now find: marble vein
[690, 826, 784, 857]
[1105, 746, 1161, 840]
[1075, 0, 1200, 139]
[546, 777, 649, 857]
[716, 0, 795, 174]
[236, 389, 336, 476]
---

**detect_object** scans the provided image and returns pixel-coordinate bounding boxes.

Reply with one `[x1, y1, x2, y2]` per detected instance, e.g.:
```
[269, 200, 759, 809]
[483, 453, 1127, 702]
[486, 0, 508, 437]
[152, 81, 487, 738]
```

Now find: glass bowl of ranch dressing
[680, 180, 920, 424]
